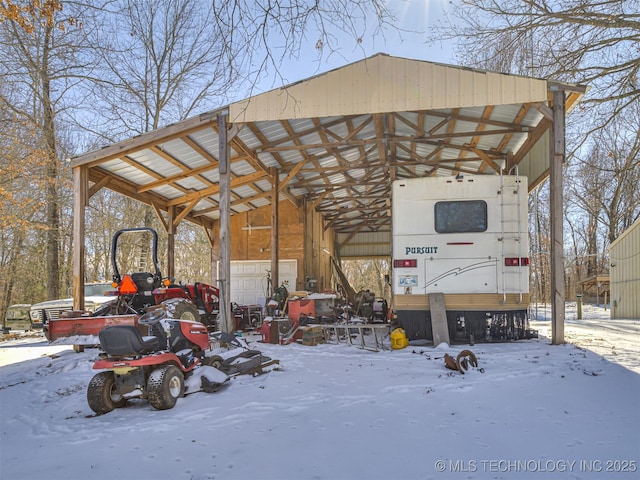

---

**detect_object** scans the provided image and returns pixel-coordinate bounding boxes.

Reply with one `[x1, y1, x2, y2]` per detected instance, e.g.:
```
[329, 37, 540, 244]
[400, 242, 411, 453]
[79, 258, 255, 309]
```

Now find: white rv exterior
[392, 175, 531, 342]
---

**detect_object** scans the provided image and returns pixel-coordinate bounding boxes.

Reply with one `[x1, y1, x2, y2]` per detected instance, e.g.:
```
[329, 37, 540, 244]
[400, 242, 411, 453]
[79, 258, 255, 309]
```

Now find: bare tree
[568, 106, 640, 245]
[0, 1, 98, 300]
[209, 0, 397, 91]
[437, 0, 639, 134]
[529, 186, 550, 307]
[82, 0, 233, 141]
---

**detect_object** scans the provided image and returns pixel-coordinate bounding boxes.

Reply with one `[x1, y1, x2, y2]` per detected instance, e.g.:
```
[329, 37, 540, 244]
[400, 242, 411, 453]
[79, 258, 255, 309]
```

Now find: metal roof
[71, 53, 586, 235]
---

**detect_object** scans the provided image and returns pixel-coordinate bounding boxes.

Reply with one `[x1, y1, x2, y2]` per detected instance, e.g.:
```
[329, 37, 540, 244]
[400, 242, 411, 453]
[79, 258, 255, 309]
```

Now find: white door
[219, 260, 298, 306]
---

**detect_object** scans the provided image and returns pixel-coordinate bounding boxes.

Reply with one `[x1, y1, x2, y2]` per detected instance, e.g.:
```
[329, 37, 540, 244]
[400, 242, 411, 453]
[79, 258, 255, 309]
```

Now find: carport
[70, 53, 586, 343]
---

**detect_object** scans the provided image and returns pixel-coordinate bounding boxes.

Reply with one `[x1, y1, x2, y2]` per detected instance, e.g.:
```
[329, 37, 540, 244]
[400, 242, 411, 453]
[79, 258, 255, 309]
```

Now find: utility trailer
[391, 174, 536, 343]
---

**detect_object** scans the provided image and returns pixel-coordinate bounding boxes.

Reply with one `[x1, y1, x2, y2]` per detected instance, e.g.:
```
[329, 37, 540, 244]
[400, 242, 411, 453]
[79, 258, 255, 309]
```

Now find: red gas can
[260, 320, 271, 343]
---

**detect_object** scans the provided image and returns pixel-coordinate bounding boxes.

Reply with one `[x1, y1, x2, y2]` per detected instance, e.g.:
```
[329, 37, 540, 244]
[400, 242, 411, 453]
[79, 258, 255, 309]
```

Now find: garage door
[221, 260, 298, 306]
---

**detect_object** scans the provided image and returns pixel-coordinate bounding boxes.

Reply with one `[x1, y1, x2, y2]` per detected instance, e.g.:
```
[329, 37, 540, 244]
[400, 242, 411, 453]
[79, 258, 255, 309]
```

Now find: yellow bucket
[390, 327, 409, 350]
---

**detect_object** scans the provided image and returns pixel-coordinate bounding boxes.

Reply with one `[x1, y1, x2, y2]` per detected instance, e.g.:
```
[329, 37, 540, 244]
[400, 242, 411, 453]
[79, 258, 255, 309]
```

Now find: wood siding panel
[212, 200, 335, 292]
[394, 293, 530, 311]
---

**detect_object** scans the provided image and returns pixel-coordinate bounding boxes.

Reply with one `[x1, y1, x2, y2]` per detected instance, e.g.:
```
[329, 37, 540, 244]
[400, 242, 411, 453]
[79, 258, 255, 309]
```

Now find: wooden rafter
[71, 78, 581, 234]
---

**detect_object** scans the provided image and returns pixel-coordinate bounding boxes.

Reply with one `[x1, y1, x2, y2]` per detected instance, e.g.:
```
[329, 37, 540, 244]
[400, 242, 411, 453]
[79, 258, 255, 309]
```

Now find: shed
[609, 218, 640, 319]
[70, 53, 586, 340]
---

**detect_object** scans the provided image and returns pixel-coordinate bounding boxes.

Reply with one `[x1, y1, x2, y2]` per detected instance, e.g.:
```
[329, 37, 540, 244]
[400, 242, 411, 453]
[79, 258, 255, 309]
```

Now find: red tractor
[47, 227, 220, 345]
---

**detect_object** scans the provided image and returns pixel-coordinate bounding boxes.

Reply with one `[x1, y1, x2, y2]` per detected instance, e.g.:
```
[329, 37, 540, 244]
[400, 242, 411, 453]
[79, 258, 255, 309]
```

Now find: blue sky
[246, 0, 457, 96]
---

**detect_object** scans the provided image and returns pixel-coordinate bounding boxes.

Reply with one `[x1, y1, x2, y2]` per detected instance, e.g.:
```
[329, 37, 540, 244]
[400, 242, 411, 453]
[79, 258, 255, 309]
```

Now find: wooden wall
[210, 200, 335, 292]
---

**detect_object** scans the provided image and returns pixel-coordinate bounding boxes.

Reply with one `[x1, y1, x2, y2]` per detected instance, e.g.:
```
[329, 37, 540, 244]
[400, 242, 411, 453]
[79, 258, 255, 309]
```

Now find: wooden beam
[202, 225, 215, 248]
[278, 158, 308, 192]
[88, 176, 111, 198]
[173, 198, 200, 227]
[165, 170, 266, 207]
[152, 203, 168, 232]
[270, 167, 280, 292]
[167, 206, 176, 279]
[218, 114, 233, 333]
[550, 89, 566, 345]
[72, 166, 87, 311]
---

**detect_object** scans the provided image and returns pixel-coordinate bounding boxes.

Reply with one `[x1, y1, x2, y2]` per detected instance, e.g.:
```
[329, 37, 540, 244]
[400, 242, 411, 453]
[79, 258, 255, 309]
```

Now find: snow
[1, 303, 638, 480]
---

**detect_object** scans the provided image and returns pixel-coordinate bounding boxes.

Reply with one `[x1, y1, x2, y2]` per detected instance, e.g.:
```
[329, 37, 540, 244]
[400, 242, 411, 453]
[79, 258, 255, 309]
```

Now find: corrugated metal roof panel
[189, 128, 219, 152]
[231, 185, 257, 198]
[174, 177, 209, 191]
[230, 160, 257, 176]
[253, 180, 272, 191]
[154, 185, 186, 200]
[248, 197, 270, 208]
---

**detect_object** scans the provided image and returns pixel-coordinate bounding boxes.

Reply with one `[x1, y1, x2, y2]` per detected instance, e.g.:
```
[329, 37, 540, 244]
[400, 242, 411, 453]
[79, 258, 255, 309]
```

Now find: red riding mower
[87, 309, 229, 415]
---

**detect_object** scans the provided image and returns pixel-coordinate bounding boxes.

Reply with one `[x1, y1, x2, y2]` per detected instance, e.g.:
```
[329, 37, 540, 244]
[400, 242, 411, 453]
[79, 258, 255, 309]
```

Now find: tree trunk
[42, 24, 60, 300]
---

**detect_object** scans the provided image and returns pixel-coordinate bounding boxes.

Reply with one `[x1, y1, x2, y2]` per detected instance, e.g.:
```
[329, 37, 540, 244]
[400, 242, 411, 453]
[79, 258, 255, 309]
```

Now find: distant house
[609, 218, 640, 319]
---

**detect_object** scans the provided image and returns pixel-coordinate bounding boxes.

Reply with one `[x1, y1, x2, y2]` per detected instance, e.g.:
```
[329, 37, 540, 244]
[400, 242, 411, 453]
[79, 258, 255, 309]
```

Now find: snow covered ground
[1, 303, 638, 480]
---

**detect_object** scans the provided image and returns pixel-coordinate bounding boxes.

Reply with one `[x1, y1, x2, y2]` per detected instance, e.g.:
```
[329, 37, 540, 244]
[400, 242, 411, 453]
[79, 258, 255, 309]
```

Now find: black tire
[203, 355, 224, 369]
[87, 371, 127, 415]
[166, 299, 199, 322]
[147, 365, 184, 410]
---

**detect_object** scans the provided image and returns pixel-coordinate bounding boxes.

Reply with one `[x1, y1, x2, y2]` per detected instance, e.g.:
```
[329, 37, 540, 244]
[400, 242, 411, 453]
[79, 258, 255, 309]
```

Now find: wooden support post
[203, 223, 217, 288]
[72, 166, 87, 311]
[218, 114, 232, 333]
[270, 167, 279, 293]
[577, 295, 583, 320]
[167, 206, 176, 279]
[550, 89, 565, 345]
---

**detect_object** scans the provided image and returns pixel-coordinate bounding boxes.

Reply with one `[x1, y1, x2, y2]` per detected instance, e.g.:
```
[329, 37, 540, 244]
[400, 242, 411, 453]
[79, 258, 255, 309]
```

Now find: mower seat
[99, 326, 161, 356]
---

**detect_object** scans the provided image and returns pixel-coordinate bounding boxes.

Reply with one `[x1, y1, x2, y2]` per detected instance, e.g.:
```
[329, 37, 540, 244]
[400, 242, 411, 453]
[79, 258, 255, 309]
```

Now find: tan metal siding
[609, 219, 640, 319]
[338, 231, 391, 258]
[517, 131, 550, 191]
[230, 55, 549, 123]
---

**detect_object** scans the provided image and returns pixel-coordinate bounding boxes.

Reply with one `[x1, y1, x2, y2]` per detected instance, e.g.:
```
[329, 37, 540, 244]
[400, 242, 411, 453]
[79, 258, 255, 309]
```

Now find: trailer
[391, 174, 536, 343]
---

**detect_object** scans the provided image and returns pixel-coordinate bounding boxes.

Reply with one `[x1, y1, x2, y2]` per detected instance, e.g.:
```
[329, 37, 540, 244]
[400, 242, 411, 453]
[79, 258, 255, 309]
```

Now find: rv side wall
[391, 175, 531, 342]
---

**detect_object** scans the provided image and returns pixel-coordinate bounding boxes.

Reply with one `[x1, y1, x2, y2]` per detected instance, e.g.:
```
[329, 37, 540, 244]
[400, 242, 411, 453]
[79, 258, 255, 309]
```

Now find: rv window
[434, 200, 487, 233]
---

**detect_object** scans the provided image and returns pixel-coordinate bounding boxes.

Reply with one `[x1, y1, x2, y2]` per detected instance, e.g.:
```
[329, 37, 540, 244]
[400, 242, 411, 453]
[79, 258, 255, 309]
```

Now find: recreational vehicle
[391, 174, 536, 343]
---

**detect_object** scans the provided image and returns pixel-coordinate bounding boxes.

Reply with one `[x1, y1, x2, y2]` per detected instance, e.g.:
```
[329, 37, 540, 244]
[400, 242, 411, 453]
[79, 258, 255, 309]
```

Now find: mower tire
[203, 355, 224, 369]
[164, 298, 199, 322]
[87, 371, 127, 415]
[147, 365, 184, 410]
